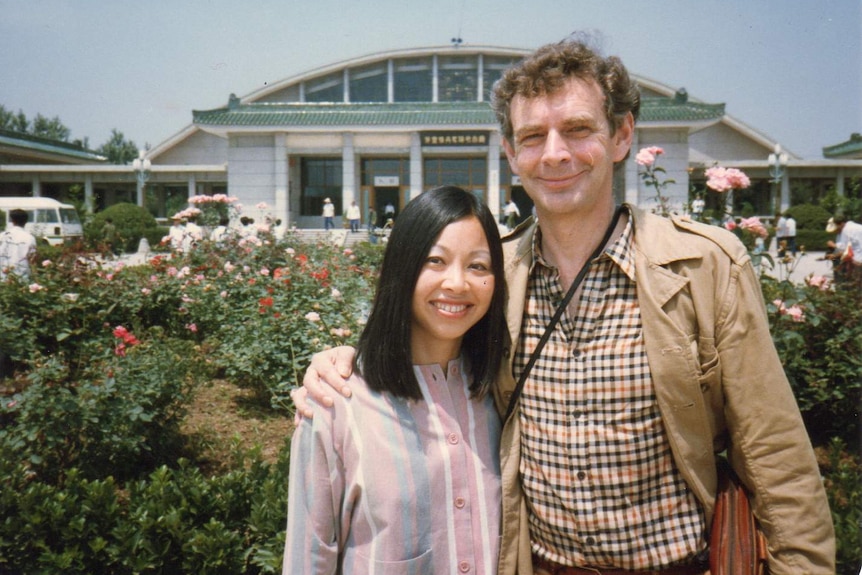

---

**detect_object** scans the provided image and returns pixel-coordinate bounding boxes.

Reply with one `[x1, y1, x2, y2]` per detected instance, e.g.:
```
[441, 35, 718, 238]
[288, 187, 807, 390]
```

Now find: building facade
[2, 45, 860, 226]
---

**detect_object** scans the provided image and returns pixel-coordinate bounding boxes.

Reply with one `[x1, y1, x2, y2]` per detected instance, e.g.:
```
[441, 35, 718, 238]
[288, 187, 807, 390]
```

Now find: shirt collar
[531, 205, 637, 282]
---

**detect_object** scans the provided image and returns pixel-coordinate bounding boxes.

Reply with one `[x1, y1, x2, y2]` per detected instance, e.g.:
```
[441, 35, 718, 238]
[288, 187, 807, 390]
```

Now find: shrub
[85, 202, 160, 253]
[787, 203, 831, 231]
[0, 445, 289, 574]
[0, 332, 202, 483]
[762, 275, 862, 446]
[820, 438, 862, 575]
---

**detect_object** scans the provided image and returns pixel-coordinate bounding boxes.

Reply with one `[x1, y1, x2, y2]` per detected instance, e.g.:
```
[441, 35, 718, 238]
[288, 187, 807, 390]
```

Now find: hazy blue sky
[2, 0, 859, 159]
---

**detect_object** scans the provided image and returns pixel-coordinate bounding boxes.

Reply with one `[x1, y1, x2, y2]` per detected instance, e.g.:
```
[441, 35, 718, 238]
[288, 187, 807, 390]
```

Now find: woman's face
[410, 216, 495, 367]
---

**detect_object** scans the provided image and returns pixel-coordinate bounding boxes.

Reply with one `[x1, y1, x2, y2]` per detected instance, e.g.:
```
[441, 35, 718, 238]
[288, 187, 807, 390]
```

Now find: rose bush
[1, 211, 859, 572]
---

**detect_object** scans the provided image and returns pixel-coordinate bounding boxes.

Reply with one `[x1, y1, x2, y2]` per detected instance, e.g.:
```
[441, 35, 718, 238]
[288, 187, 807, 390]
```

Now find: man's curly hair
[491, 36, 641, 144]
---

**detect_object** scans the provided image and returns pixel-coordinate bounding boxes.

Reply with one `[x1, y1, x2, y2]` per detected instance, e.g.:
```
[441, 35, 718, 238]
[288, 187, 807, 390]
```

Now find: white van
[0, 197, 84, 245]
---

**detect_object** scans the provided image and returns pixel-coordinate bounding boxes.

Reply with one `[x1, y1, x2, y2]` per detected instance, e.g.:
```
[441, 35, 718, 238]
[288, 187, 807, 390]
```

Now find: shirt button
[459, 560, 471, 572]
[585, 536, 596, 546]
[572, 410, 583, 419]
[454, 496, 466, 509]
[448, 433, 459, 445]
[577, 471, 587, 480]
[572, 349, 581, 358]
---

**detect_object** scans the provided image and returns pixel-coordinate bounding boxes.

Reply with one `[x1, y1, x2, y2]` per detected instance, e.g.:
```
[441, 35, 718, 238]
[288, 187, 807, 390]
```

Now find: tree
[30, 113, 71, 141]
[0, 105, 31, 133]
[97, 129, 139, 165]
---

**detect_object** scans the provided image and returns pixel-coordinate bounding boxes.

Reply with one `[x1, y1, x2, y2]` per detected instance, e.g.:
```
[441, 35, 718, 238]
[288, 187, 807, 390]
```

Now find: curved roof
[190, 45, 726, 137]
[154, 45, 794, 160]
[243, 44, 529, 104]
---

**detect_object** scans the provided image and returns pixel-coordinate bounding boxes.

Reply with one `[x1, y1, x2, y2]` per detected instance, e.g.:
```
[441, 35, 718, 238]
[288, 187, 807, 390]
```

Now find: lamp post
[132, 150, 151, 208]
[768, 144, 788, 214]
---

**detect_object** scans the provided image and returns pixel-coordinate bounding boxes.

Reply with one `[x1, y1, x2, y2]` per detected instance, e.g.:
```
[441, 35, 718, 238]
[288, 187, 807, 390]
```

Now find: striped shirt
[284, 357, 502, 575]
[516, 210, 707, 570]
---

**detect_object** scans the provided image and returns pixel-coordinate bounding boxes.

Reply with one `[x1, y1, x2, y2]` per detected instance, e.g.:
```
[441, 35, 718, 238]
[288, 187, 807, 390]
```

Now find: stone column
[409, 133, 423, 201]
[274, 134, 288, 226]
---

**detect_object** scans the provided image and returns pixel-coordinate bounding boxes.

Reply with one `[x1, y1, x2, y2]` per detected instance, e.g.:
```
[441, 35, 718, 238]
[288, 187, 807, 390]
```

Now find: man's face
[502, 77, 633, 220]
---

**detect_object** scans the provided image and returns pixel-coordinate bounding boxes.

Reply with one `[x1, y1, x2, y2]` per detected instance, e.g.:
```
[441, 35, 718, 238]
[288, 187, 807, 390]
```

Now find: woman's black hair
[354, 186, 507, 400]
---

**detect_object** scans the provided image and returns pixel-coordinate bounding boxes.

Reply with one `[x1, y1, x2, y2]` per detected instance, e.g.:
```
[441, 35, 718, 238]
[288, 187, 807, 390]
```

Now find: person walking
[322, 197, 335, 231]
[503, 198, 521, 230]
[345, 200, 361, 233]
[0, 209, 37, 281]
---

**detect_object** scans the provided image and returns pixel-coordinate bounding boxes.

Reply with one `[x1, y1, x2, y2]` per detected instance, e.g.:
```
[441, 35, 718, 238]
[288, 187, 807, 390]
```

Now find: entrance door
[511, 186, 534, 224]
[374, 187, 400, 226]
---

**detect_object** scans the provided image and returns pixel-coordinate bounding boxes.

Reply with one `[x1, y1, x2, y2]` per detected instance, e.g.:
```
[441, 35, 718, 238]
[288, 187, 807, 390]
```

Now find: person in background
[166, 215, 185, 251]
[209, 216, 231, 244]
[239, 216, 258, 239]
[825, 213, 862, 284]
[183, 213, 203, 252]
[345, 200, 361, 233]
[283, 186, 507, 575]
[0, 209, 37, 281]
[273, 218, 287, 240]
[322, 197, 335, 231]
[102, 217, 119, 256]
[775, 210, 789, 256]
[297, 36, 834, 575]
[504, 198, 521, 230]
[691, 193, 705, 221]
[784, 211, 797, 256]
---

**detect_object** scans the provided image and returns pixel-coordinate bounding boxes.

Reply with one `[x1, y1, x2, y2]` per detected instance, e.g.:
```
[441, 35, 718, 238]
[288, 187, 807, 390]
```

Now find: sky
[1, 0, 859, 160]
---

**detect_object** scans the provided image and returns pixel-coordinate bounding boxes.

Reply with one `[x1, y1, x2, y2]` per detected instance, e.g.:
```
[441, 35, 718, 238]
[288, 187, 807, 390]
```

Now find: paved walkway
[759, 250, 834, 285]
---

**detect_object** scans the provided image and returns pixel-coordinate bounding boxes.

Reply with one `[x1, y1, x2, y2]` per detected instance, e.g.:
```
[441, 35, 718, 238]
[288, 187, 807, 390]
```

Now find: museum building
[1, 44, 860, 228]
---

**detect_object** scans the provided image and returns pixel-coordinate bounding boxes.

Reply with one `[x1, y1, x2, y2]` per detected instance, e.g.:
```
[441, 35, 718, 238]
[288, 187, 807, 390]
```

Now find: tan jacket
[493, 207, 835, 575]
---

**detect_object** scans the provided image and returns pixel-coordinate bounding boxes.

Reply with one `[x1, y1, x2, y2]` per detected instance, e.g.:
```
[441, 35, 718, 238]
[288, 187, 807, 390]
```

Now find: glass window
[305, 72, 344, 103]
[423, 157, 487, 189]
[482, 56, 520, 102]
[301, 158, 343, 215]
[35, 209, 59, 224]
[59, 208, 80, 224]
[360, 157, 410, 186]
[438, 55, 477, 102]
[350, 63, 388, 102]
[394, 57, 432, 102]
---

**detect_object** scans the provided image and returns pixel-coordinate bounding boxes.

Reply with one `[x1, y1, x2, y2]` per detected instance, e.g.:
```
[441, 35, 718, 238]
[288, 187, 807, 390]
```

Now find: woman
[283, 186, 507, 575]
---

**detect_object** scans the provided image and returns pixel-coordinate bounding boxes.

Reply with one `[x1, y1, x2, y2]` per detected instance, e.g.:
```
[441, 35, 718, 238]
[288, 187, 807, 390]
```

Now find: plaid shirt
[515, 209, 707, 570]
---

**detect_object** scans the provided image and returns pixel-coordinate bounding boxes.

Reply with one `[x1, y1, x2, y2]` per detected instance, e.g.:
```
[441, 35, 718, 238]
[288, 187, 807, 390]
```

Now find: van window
[60, 208, 81, 224]
[35, 209, 59, 224]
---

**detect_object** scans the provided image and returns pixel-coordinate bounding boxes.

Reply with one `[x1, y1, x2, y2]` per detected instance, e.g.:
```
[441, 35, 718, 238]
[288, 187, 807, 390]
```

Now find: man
[690, 193, 705, 221]
[826, 213, 862, 284]
[345, 200, 361, 233]
[784, 211, 797, 256]
[0, 209, 37, 281]
[504, 197, 522, 230]
[183, 213, 203, 252]
[299, 38, 834, 575]
[165, 215, 186, 251]
[102, 217, 119, 255]
[322, 197, 335, 231]
[775, 211, 789, 256]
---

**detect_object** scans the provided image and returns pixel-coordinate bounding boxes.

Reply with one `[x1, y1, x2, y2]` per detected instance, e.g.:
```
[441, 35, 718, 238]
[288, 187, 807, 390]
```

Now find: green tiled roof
[194, 102, 497, 127]
[0, 128, 106, 162]
[194, 97, 726, 129]
[639, 97, 725, 122]
[823, 133, 862, 158]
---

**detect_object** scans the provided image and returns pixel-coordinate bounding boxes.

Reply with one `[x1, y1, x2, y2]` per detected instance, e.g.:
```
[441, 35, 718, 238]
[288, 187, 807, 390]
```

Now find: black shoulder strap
[503, 207, 623, 423]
